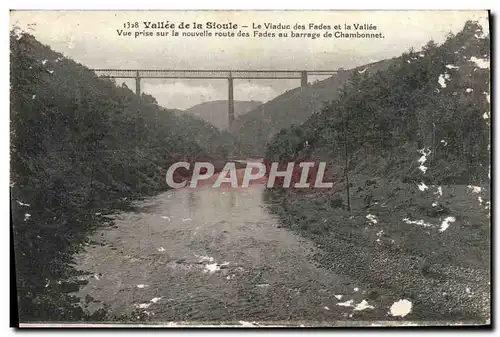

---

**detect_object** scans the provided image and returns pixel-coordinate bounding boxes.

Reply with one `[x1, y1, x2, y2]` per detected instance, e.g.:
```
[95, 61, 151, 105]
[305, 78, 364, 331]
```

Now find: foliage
[10, 30, 227, 322]
[266, 21, 490, 185]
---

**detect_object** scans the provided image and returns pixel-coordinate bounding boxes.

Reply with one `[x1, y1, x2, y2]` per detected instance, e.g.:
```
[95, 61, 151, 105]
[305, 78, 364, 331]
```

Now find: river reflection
[72, 184, 359, 322]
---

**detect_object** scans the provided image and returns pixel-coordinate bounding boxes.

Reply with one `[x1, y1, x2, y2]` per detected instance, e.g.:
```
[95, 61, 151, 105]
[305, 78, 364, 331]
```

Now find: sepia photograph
[9, 10, 491, 327]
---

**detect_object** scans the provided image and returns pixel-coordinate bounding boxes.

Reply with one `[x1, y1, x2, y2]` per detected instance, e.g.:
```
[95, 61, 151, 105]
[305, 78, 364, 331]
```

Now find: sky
[10, 10, 489, 110]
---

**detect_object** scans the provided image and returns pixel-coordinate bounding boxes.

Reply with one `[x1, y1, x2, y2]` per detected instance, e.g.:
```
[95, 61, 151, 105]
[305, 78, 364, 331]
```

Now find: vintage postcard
[10, 10, 491, 327]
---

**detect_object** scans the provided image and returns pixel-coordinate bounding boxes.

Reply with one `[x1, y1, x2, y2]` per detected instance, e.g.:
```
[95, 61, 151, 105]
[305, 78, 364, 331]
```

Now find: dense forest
[228, 60, 394, 156]
[10, 19, 491, 323]
[10, 29, 230, 321]
[266, 21, 490, 185]
[263, 21, 490, 321]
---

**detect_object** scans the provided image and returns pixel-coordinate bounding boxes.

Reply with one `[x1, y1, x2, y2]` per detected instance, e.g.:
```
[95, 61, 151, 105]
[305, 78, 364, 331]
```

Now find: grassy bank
[264, 177, 490, 322]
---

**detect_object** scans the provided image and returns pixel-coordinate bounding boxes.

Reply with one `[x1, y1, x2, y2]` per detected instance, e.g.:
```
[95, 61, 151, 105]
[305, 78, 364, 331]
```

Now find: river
[72, 182, 380, 325]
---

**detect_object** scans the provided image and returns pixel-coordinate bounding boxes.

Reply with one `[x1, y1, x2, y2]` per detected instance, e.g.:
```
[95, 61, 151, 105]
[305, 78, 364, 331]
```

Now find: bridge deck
[92, 69, 338, 79]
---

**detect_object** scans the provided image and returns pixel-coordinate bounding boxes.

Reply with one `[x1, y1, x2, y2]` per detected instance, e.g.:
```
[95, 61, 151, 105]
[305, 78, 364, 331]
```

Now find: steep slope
[9, 30, 229, 322]
[169, 109, 240, 158]
[228, 60, 395, 156]
[266, 20, 490, 185]
[263, 20, 490, 322]
[184, 100, 262, 129]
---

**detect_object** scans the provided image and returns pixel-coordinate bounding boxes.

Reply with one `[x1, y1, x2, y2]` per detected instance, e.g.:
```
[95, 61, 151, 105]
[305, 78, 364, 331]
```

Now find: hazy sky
[10, 10, 489, 109]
